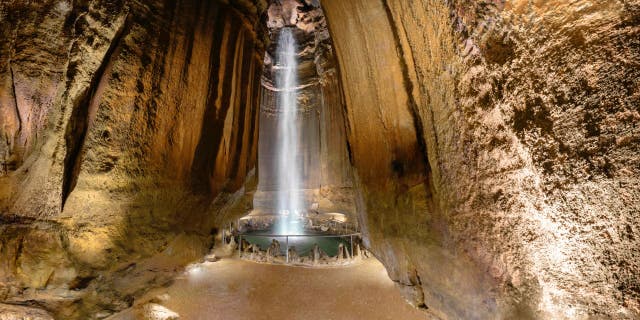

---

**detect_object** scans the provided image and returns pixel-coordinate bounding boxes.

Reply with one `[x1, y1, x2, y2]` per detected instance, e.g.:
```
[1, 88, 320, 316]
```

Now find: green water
[242, 232, 351, 257]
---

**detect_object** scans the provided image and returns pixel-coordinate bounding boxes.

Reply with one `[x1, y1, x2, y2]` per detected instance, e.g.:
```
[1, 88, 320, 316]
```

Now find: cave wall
[1, 0, 638, 319]
[0, 0, 266, 317]
[317, 69, 354, 212]
[323, 0, 640, 319]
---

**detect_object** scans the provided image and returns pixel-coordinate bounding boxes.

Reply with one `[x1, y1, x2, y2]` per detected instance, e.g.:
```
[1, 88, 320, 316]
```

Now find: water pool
[241, 231, 352, 257]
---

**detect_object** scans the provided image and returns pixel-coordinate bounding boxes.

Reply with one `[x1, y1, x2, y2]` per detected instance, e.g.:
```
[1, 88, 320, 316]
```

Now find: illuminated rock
[136, 303, 179, 320]
[0, 304, 54, 320]
[0, 0, 638, 319]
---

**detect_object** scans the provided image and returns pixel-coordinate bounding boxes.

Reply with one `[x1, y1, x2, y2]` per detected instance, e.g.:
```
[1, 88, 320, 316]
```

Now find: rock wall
[1, 0, 638, 319]
[323, 0, 640, 319]
[0, 0, 266, 318]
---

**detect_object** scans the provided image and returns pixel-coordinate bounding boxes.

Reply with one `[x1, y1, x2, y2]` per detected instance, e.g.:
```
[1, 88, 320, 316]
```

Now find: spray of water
[275, 28, 303, 235]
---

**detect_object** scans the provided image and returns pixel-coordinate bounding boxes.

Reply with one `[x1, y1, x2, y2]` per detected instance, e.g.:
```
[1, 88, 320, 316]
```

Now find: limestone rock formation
[136, 303, 179, 320]
[323, 0, 640, 318]
[1, 0, 638, 319]
[106, 302, 179, 320]
[335, 242, 350, 262]
[266, 238, 281, 258]
[0, 303, 54, 320]
[0, 0, 266, 318]
[310, 242, 328, 264]
[287, 245, 300, 263]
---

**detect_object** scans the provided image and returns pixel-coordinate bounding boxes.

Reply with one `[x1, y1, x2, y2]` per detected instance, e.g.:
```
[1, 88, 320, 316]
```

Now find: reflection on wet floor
[158, 258, 427, 320]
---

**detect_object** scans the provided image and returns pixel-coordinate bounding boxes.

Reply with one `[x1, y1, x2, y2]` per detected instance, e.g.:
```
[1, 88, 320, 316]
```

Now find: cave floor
[152, 257, 426, 320]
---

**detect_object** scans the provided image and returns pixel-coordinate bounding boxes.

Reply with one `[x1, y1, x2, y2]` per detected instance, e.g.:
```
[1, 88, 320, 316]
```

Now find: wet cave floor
[146, 258, 426, 320]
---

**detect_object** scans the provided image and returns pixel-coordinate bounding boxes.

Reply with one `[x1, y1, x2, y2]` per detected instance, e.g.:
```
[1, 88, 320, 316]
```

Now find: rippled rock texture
[1, 0, 266, 318]
[1, 0, 639, 319]
[323, 0, 640, 318]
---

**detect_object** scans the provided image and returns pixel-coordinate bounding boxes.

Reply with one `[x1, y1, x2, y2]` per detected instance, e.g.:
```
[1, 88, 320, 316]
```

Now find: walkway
[156, 258, 427, 320]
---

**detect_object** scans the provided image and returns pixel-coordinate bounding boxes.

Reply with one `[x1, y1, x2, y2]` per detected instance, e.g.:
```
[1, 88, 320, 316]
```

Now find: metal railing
[237, 233, 361, 263]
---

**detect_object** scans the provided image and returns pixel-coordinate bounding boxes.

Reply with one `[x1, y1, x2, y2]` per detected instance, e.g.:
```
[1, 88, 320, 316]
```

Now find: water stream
[275, 28, 303, 235]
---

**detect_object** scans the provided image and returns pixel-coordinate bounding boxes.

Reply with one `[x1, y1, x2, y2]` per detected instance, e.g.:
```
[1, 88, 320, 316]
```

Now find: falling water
[275, 28, 303, 235]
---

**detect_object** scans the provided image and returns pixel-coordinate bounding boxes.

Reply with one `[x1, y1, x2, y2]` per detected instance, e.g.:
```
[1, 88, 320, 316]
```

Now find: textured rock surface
[323, 0, 640, 318]
[0, 0, 266, 318]
[1, 0, 639, 319]
[0, 303, 54, 320]
[136, 303, 179, 320]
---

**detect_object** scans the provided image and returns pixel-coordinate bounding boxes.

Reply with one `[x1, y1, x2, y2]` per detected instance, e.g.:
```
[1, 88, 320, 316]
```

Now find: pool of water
[241, 231, 351, 257]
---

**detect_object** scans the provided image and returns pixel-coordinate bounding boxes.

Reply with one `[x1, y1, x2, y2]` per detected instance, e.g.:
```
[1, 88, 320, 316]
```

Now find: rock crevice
[61, 11, 131, 208]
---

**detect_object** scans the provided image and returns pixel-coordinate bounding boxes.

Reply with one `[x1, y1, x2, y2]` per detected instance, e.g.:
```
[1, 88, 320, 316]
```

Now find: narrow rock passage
[155, 258, 426, 320]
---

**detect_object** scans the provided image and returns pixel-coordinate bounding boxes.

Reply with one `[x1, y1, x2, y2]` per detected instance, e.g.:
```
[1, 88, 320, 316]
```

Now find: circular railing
[237, 232, 361, 264]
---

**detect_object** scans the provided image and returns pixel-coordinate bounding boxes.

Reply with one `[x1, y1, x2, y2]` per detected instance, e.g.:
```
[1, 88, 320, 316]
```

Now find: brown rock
[0, 303, 54, 320]
[323, 0, 640, 318]
[1, 0, 639, 319]
[1, 0, 266, 318]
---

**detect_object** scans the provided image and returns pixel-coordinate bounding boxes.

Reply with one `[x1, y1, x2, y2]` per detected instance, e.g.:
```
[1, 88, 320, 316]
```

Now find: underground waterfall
[2, 0, 639, 318]
[274, 27, 303, 236]
[237, 11, 361, 265]
[119, 3, 427, 318]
